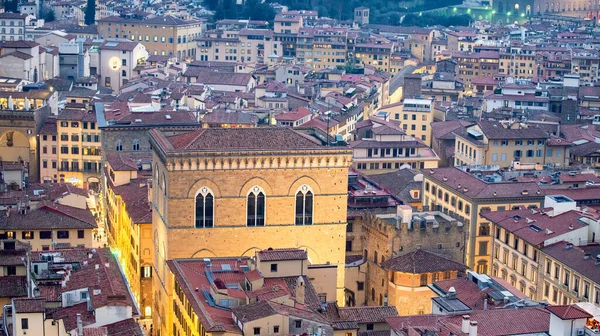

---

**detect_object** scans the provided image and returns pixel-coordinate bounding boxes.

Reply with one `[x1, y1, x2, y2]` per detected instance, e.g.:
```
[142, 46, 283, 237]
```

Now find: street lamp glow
[467, 8, 471, 13]
[492, 10, 496, 14]
[453, 7, 457, 11]
[521, 13, 525, 17]
[419, 12, 422, 16]
[507, 11, 512, 16]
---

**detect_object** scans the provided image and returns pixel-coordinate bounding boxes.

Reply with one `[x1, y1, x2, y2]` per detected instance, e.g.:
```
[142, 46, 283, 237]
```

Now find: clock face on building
[109, 56, 121, 70]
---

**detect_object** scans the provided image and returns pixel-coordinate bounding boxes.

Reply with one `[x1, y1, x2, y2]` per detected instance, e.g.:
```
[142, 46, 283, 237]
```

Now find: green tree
[3, 0, 18, 13]
[44, 9, 56, 22]
[84, 0, 96, 25]
[388, 12, 401, 25]
[315, 5, 328, 18]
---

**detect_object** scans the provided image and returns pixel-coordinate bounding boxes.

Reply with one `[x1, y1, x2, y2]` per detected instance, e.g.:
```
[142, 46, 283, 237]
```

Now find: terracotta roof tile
[546, 305, 592, 320]
[381, 249, 467, 274]
[0, 276, 27, 298]
[13, 298, 45, 313]
[481, 209, 587, 245]
[158, 128, 326, 152]
[425, 167, 544, 200]
[0, 201, 96, 230]
[338, 306, 398, 323]
[257, 248, 308, 261]
[541, 241, 600, 284]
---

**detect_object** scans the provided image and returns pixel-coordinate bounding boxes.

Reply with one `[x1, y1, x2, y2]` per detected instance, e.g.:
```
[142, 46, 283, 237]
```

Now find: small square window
[270, 263, 278, 272]
[357, 282, 364, 290]
[77, 230, 84, 239]
[273, 326, 280, 333]
[295, 320, 302, 328]
[253, 327, 260, 335]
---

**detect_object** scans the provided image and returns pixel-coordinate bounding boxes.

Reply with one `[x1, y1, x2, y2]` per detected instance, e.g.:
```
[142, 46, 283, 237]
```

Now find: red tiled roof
[541, 242, 600, 285]
[106, 153, 139, 171]
[154, 128, 327, 152]
[112, 178, 152, 224]
[39, 119, 57, 135]
[338, 306, 398, 323]
[425, 167, 544, 200]
[202, 111, 258, 125]
[481, 208, 588, 246]
[0, 201, 96, 230]
[381, 249, 467, 274]
[546, 305, 592, 320]
[183, 69, 253, 86]
[0, 276, 27, 298]
[104, 318, 144, 336]
[387, 307, 550, 336]
[276, 107, 312, 122]
[13, 298, 45, 313]
[257, 248, 308, 261]
[245, 269, 262, 281]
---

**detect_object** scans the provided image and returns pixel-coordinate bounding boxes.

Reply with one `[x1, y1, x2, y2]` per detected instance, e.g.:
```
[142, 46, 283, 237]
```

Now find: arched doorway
[498, 1, 505, 13]
[0, 130, 32, 163]
[87, 176, 101, 192]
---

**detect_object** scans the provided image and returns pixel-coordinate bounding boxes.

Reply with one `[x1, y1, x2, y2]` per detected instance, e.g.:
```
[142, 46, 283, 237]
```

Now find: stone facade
[149, 129, 353, 336]
[0, 105, 51, 183]
[348, 211, 466, 307]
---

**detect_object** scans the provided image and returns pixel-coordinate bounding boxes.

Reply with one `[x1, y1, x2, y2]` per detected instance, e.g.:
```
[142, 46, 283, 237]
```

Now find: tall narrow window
[133, 139, 140, 151]
[116, 140, 123, 151]
[195, 187, 214, 228]
[420, 274, 428, 286]
[247, 186, 265, 226]
[295, 185, 313, 225]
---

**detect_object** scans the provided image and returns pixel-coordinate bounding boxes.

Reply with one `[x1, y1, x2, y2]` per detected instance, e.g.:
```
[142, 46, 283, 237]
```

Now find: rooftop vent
[166, 114, 172, 120]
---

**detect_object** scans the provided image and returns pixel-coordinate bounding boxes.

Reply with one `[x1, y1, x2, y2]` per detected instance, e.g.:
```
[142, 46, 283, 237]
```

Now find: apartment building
[422, 167, 545, 273]
[0, 40, 43, 81]
[39, 119, 58, 183]
[56, 108, 102, 190]
[454, 121, 568, 169]
[539, 241, 600, 307]
[104, 153, 153, 320]
[196, 29, 276, 63]
[99, 41, 148, 93]
[274, 12, 303, 34]
[296, 27, 348, 69]
[483, 81, 550, 113]
[97, 15, 202, 59]
[0, 201, 96, 251]
[453, 51, 499, 92]
[0, 13, 27, 41]
[498, 46, 537, 78]
[422, 72, 465, 103]
[51, 0, 85, 24]
[354, 41, 394, 72]
[350, 117, 439, 174]
[379, 98, 435, 146]
[571, 49, 599, 83]
[482, 195, 592, 300]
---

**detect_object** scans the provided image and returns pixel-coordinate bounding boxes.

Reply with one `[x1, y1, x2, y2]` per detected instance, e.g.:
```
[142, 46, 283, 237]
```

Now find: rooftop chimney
[296, 276, 305, 305]
[461, 315, 470, 334]
[76, 314, 83, 335]
[469, 321, 478, 336]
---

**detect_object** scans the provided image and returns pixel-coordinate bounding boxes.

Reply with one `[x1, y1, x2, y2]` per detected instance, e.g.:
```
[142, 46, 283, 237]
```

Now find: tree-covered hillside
[207, 0, 462, 24]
